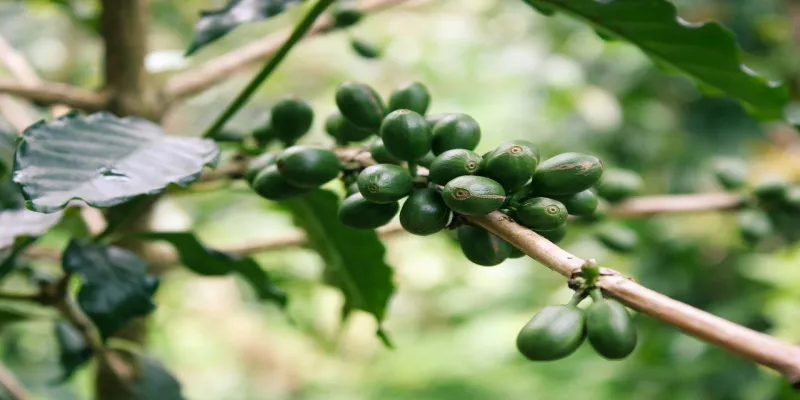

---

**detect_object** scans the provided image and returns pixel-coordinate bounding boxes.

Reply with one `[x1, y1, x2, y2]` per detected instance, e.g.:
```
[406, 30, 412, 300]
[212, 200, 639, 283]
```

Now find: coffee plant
[0, 0, 799, 399]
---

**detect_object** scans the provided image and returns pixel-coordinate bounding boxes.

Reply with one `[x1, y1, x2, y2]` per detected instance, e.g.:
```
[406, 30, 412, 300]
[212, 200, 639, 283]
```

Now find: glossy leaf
[0, 209, 63, 250]
[54, 320, 92, 381]
[131, 355, 185, 400]
[281, 190, 394, 334]
[61, 240, 160, 341]
[136, 232, 286, 306]
[186, 0, 305, 55]
[524, 0, 789, 120]
[12, 112, 219, 213]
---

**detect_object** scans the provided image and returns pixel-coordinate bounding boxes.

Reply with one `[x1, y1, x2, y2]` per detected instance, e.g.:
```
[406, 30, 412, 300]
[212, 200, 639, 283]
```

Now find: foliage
[525, 0, 790, 120]
[136, 232, 287, 306]
[186, 0, 305, 55]
[281, 189, 395, 337]
[61, 240, 159, 340]
[0, 0, 799, 399]
[12, 112, 219, 213]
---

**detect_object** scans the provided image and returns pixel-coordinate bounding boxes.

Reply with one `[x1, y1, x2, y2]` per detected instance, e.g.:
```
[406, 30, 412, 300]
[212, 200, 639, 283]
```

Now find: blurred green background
[2, 0, 800, 399]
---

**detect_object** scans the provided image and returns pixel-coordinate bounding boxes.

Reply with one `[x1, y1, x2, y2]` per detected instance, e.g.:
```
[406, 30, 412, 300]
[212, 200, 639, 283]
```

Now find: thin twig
[0, 34, 71, 117]
[202, 0, 337, 138]
[0, 291, 42, 303]
[0, 34, 107, 236]
[0, 362, 31, 400]
[25, 221, 407, 267]
[468, 211, 800, 387]
[53, 297, 133, 383]
[164, 0, 418, 102]
[609, 193, 744, 218]
[0, 80, 108, 111]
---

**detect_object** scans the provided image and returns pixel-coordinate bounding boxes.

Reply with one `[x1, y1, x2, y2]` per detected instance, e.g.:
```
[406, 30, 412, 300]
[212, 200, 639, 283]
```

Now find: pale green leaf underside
[0, 208, 62, 250]
[13, 112, 219, 213]
[526, 0, 789, 121]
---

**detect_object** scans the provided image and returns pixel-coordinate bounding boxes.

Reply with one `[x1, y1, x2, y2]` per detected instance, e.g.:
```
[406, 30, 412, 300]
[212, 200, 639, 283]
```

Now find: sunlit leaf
[525, 0, 790, 121]
[13, 112, 219, 213]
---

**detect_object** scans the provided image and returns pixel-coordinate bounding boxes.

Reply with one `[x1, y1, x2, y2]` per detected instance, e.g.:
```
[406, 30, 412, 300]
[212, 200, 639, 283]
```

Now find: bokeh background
[2, 0, 800, 399]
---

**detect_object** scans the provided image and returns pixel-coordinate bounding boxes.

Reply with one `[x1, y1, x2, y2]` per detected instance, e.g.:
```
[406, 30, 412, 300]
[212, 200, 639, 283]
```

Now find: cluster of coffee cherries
[711, 158, 800, 246]
[517, 261, 638, 362]
[328, 80, 616, 267]
[243, 80, 653, 267]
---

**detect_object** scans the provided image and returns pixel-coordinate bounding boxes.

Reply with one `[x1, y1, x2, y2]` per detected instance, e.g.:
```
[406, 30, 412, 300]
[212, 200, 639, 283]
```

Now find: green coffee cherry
[245, 152, 278, 185]
[586, 295, 637, 360]
[332, 7, 363, 29]
[370, 138, 402, 164]
[554, 190, 598, 216]
[442, 176, 506, 216]
[509, 247, 526, 259]
[785, 185, 800, 211]
[335, 81, 386, 130]
[357, 164, 413, 204]
[338, 193, 399, 229]
[325, 111, 373, 144]
[400, 188, 451, 235]
[595, 223, 638, 253]
[515, 197, 568, 231]
[270, 98, 313, 144]
[253, 118, 275, 147]
[532, 152, 604, 196]
[535, 224, 567, 244]
[595, 169, 643, 202]
[754, 177, 789, 204]
[480, 140, 540, 192]
[388, 82, 431, 115]
[516, 305, 586, 361]
[429, 149, 483, 186]
[350, 38, 381, 59]
[425, 113, 453, 129]
[252, 165, 309, 200]
[417, 151, 437, 169]
[380, 109, 432, 161]
[346, 181, 360, 196]
[276, 146, 341, 188]
[430, 113, 481, 155]
[457, 225, 512, 266]
[712, 157, 748, 191]
[737, 208, 773, 245]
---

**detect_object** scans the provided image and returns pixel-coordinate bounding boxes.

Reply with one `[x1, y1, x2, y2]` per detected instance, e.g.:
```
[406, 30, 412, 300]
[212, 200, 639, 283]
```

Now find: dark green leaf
[524, 0, 790, 120]
[0, 128, 14, 180]
[54, 320, 92, 381]
[0, 181, 24, 211]
[61, 240, 160, 340]
[186, 0, 305, 55]
[12, 112, 219, 213]
[136, 232, 287, 306]
[131, 355, 185, 400]
[0, 209, 62, 250]
[281, 190, 394, 326]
